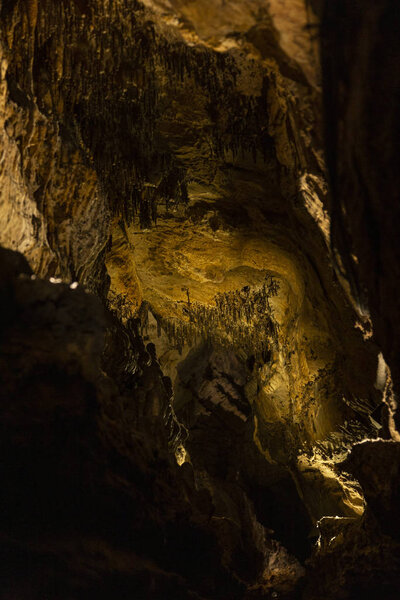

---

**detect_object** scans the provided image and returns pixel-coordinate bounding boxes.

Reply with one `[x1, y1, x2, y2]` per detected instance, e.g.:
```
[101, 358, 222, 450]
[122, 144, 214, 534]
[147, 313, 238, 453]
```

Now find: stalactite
[6, 0, 273, 234]
[144, 276, 280, 357]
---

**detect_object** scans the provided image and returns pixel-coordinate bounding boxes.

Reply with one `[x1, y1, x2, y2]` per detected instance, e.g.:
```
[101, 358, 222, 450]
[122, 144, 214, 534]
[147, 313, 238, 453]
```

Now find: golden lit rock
[0, 0, 398, 597]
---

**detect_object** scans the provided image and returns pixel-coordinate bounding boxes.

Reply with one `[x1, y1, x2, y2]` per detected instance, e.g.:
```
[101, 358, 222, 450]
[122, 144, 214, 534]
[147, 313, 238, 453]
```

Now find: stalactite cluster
[142, 275, 280, 357]
[3, 0, 278, 234]
[1, 0, 399, 598]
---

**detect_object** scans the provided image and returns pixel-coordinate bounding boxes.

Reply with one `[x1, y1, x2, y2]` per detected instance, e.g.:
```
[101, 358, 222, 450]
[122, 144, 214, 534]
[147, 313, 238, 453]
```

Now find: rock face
[0, 0, 399, 598]
[0, 248, 204, 598]
[304, 440, 400, 600]
[321, 0, 400, 435]
[305, 3, 400, 596]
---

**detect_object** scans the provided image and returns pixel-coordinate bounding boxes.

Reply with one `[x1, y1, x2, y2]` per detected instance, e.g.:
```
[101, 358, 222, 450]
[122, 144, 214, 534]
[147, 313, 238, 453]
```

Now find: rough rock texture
[301, 1, 400, 597]
[321, 0, 400, 424]
[0, 248, 198, 597]
[0, 0, 399, 598]
[343, 440, 400, 540]
[304, 440, 400, 599]
[0, 246, 260, 599]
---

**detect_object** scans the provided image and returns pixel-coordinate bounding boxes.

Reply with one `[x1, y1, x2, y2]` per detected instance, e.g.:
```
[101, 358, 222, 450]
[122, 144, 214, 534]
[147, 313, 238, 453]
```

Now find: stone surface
[343, 440, 400, 539]
[321, 0, 400, 427]
[0, 0, 399, 598]
[0, 247, 240, 599]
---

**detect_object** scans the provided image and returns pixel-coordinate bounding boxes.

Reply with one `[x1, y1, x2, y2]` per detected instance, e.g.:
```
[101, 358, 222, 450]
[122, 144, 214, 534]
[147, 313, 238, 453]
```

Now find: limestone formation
[0, 0, 399, 598]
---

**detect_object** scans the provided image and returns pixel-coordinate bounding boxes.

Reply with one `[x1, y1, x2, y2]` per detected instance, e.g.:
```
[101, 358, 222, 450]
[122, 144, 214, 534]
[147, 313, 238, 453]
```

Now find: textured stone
[0, 0, 398, 597]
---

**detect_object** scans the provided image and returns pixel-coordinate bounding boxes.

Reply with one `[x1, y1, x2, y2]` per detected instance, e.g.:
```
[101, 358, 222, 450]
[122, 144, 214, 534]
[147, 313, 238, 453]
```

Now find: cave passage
[1, 1, 399, 599]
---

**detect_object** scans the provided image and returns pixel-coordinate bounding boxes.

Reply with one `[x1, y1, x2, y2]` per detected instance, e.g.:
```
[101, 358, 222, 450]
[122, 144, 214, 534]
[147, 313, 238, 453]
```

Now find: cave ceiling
[0, 0, 381, 506]
[100, 0, 377, 469]
[1, 1, 399, 598]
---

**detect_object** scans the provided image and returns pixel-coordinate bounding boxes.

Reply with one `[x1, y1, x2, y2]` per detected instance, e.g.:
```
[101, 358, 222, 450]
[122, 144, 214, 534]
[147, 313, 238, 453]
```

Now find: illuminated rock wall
[0, 1, 398, 598]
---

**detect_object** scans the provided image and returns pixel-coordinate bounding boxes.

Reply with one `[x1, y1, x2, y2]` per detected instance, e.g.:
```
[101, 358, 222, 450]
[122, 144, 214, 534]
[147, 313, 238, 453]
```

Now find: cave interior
[1, 1, 400, 599]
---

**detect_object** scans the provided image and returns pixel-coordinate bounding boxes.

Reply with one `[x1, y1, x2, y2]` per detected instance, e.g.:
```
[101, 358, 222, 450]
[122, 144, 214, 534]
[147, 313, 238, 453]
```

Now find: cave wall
[0, 0, 381, 468]
[0, 0, 399, 598]
[301, 2, 400, 598]
[3, 246, 276, 599]
[321, 0, 400, 434]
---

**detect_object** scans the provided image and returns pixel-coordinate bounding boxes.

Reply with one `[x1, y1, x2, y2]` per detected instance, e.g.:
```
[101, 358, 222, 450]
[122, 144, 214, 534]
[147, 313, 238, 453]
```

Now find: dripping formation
[1, 1, 400, 599]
